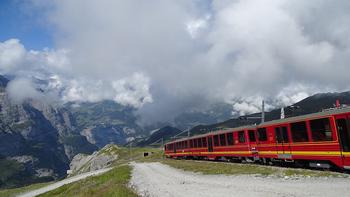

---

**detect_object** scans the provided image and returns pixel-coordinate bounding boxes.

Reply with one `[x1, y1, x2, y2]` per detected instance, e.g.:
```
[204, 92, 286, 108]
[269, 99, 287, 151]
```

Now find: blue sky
[0, 0, 52, 50]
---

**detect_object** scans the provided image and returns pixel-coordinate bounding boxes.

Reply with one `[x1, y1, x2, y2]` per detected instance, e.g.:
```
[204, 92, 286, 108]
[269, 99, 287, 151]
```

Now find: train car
[164, 107, 350, 170]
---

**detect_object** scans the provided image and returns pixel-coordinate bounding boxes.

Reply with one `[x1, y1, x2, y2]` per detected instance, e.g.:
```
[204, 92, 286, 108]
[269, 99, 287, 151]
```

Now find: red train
[164, 107, 350, 170]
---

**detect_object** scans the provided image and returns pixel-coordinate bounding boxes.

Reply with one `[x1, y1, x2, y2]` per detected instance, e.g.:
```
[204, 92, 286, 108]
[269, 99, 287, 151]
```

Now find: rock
[8, 155, 38, 165]
[68, 144, 119, 175]
[35, 168, 56, 178]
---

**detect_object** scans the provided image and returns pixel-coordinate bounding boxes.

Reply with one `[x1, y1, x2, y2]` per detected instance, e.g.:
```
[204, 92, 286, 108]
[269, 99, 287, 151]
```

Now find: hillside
[66, 101, 145, 148]
[0, 76, 98, 188]
[136, 126, 182, 147]
[189, 91, 350, 135]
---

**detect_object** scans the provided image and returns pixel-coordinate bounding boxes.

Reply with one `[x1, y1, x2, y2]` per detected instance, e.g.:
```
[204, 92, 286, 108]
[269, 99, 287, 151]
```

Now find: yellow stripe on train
[167, 151, 350, 157]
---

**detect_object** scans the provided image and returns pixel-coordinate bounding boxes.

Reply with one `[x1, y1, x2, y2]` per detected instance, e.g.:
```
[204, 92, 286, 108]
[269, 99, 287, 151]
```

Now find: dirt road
[130, 162, 350, 197]
[17, 167, 112, 197]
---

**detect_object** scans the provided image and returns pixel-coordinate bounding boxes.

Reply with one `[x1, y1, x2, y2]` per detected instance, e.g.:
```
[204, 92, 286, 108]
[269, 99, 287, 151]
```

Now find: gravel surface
[17, 167, 112, 197]
[130, 162, 350, 197]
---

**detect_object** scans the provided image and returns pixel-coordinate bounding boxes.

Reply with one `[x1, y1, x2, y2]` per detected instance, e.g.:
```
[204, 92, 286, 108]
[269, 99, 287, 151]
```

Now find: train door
[247, 130, 259, 159]
[208, 136, 213, 152]
[335, 116, 350, 168]
[275, 125, 292, 159]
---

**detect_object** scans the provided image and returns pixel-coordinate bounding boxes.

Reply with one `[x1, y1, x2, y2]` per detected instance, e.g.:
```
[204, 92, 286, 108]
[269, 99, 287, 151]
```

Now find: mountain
[173, 103, 234, 130]
[0, 76, 97, 188]
[136, 126, 182, 147]
[65, 101, 145, 148]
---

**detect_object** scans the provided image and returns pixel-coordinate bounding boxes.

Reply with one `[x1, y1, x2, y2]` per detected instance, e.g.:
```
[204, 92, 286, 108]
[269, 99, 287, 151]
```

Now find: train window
[202, 137, 207, 147]
[219, 134, 227, 146]
[214, 135, 219, 146]
[275, 127, 282, 143]
[198, 138, 203, 147]
[257, 128, 267, 141]
[310, 118, 333, 141]
[282, 127, 289, 142]
[190, 140, 193, 148]
[248, 130, 256, 142]
[238, 131, 245, 143]
[291, 121, 309, 142]
[194, 139, 198, 148]
[227, 133, 234, 145]
[184, 141, 187, 149]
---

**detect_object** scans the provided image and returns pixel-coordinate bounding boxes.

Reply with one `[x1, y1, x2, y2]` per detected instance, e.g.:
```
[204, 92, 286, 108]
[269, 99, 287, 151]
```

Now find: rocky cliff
[68, 144, 119, 176]
[0, 75, 97, 188]
[66, 101, 144, 148]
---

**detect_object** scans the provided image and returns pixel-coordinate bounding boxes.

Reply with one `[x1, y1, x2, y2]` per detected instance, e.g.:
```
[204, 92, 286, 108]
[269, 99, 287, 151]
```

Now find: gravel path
[17, 167, 112, 197]
[130, 162, 350, 197]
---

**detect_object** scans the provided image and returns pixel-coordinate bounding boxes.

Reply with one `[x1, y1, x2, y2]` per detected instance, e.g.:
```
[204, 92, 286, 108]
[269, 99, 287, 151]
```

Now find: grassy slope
[38, 165, 136, 197]
[36, 147, 162, 197]
[0, 182, 53, 197]
[161, 159, 348, 178]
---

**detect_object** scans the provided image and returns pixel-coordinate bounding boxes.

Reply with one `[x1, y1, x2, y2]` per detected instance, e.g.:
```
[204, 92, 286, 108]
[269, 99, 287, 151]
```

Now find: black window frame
[198, 138, 202, 147]
[219, 134, 227, 146]
[227, 132, 234, 145]
[214, 135, 219, 146]
[202, 137, 207, 147]
[257, 128, 268, 141]
[275, 127, 282, 143]
[281, 126, 289, 143]
[290, 121, 309, 142]
[238, 131, 245, 143]
[310, 118, 333, 142]
[248, 130, 256, 142]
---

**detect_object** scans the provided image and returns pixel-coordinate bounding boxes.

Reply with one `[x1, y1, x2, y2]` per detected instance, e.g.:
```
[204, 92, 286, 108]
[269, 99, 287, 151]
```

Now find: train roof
[166, 106, 350, 145]
[259, 106, 350, 127]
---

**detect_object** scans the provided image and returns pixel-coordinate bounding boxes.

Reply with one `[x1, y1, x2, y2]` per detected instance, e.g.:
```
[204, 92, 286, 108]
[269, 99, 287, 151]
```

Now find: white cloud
[3, 0, 350, 122]
[0, 39, 26, 73]
[112, 73, 152, 108]
[6, 78, 43, 103]
[0, 39, 153, 108]
[186, 15, 210, 39]
[61, 73, 152, 108]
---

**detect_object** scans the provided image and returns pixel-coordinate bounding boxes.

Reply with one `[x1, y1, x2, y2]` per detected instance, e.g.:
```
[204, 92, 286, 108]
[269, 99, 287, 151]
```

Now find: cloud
[0, 39, 152, 108]
[61, 73, 152, 108]
[186, 15, 211, 39]
[6, 78, 43, 103]
[4, 0, 350, 123]
[0, 39, 26, 73]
